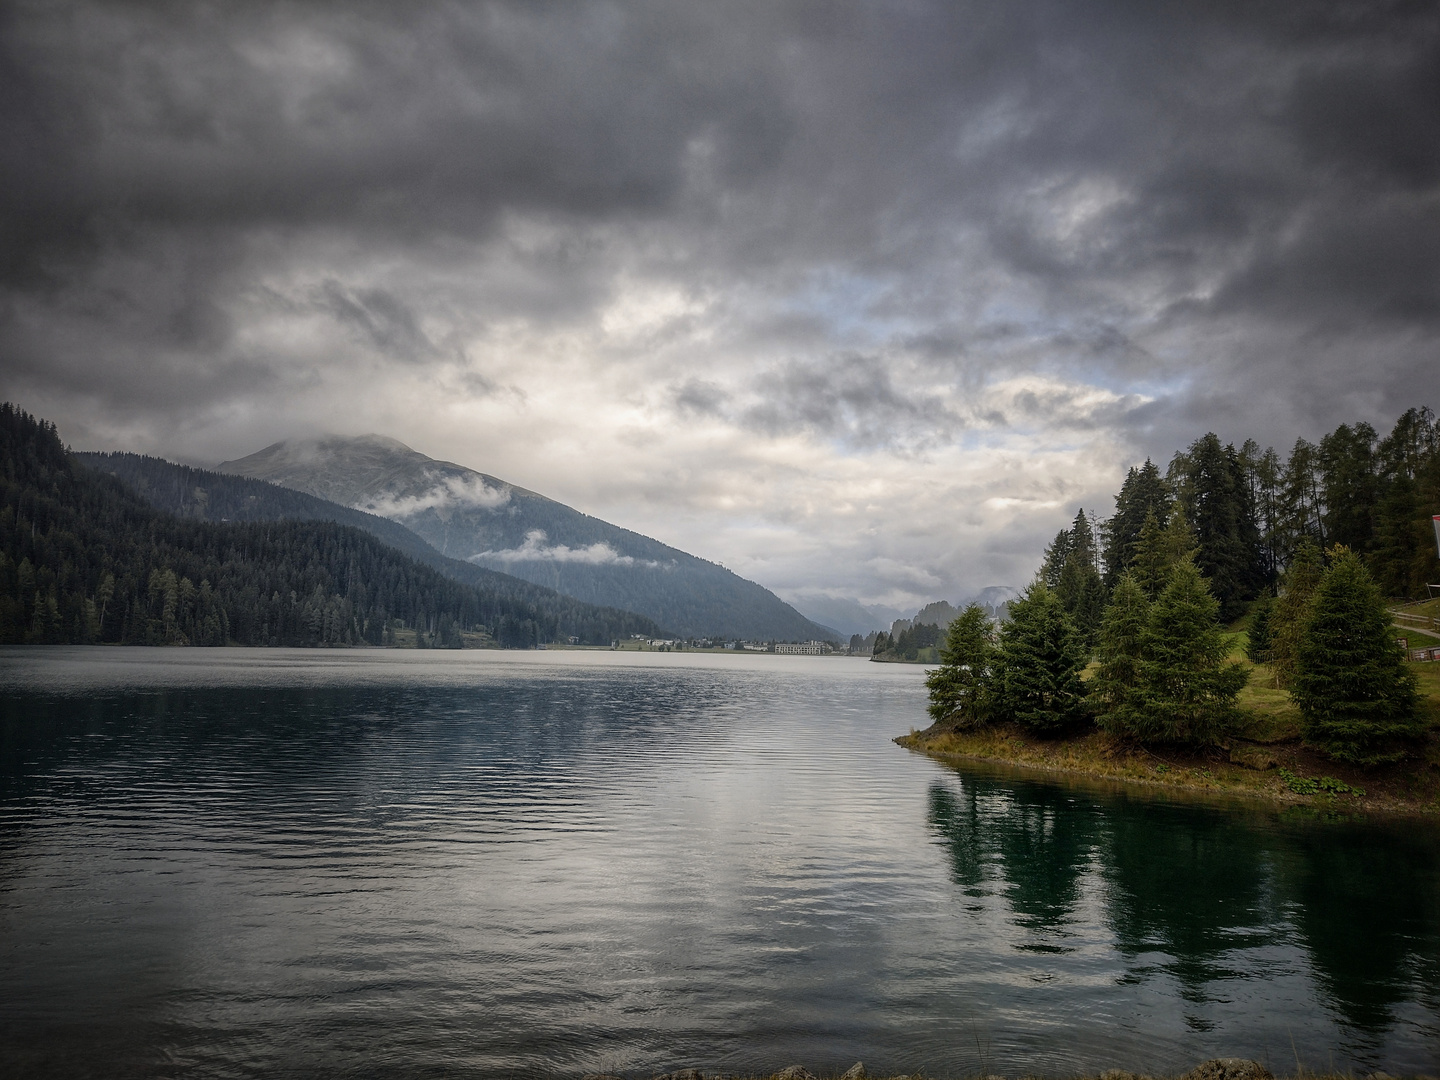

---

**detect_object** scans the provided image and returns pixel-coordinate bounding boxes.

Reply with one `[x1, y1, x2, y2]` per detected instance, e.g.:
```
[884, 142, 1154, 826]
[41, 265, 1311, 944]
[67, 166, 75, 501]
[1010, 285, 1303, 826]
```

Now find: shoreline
[896, 721, 1440, 819]
[597, 1062, 1388, 1080]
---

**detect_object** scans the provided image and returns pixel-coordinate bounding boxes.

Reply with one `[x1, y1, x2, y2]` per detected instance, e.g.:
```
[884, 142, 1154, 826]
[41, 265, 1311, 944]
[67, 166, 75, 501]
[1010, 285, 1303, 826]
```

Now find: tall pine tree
[1318, 423, 1379, 555]
[1103, 459, 1170, 585]
[1179, 433, 1264, 620]
[1056, 508, 1107, 645]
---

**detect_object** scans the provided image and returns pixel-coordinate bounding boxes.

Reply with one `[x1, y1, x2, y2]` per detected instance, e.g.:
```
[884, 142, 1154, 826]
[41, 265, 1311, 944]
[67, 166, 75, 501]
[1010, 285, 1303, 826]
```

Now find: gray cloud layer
[2, 1, 1437, 606]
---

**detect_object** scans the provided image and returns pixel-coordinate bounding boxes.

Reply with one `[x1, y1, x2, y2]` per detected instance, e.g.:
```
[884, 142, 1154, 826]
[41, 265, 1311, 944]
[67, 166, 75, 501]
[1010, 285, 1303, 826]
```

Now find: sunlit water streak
[0, 647, 1437, 1079]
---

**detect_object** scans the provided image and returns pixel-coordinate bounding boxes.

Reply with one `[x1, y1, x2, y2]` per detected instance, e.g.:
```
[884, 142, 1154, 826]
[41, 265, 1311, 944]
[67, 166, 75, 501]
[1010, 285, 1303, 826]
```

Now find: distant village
[606, 594, 1013, 658]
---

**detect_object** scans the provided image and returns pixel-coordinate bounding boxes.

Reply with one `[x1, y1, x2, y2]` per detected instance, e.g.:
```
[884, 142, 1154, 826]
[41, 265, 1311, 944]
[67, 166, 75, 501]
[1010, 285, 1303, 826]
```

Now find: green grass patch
[1277, 768, 1364, 798]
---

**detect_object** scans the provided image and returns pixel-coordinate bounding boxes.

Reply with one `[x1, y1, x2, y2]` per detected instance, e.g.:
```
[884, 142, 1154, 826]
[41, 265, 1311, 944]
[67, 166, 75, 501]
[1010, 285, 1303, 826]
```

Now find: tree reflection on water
[926, 775, 1440, 1045]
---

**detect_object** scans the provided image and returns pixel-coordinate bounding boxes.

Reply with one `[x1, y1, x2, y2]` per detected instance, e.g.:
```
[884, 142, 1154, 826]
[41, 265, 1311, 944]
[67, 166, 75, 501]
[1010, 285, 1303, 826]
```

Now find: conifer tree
[994, 582, 1089, 732]
[1292, 548, 1422, 764]
[1130, 509, 1171, 599]
[1268, 539, 1324, 688]
[1103, 459, 1169, 584]
[1091, 572, 1151, 734]
[1245, 599, 1273, 664]
[925, 603, 994, 726]
[1056, 508, 1107, 644]
[1126, 560, 1248, 745]
[1179, 433, 1264, 619]
[1278, 436, 1324, 563]
[1040, 528, 1073, 589]
[1131, 507, 1196, 600]
[1160, 507, 1199, 569]
[1318, 423, 1379, 554]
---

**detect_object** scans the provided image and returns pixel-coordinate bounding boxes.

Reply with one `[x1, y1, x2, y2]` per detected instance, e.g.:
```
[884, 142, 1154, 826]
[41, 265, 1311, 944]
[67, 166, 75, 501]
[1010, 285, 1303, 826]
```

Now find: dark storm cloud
[1, 0, 1437, 449]
[316, 281, 436, 363]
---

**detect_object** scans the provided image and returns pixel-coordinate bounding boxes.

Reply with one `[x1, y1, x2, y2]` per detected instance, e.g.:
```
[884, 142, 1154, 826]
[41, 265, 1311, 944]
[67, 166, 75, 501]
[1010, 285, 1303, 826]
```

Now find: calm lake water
[1, 648, 1437, 1079]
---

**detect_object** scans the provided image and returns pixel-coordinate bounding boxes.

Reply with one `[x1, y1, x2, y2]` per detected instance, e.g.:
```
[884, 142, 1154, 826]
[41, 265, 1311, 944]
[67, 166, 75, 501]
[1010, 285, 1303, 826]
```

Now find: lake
[1, 647, 1437, 1078]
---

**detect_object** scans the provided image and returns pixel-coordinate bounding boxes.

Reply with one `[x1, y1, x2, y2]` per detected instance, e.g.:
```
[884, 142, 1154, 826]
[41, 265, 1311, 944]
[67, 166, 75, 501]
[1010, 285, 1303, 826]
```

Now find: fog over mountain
[2, 2, 1435, 610]
[217, 434, 838, 641]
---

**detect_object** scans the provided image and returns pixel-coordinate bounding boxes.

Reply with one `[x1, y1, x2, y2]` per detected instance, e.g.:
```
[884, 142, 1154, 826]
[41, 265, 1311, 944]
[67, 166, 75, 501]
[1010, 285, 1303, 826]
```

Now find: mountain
[890, 587, 1019, 636]
[77, 451, 664, 644]
[784, 593, 908, 638]
[216, 435, 837, 641]
[970, 585, 1019, 615]
[1, 405, 626, 648]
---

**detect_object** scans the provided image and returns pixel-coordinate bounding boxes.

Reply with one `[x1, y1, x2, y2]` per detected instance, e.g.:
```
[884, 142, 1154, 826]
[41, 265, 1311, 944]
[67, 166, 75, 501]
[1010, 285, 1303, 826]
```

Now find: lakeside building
[775, 641, 833, 655]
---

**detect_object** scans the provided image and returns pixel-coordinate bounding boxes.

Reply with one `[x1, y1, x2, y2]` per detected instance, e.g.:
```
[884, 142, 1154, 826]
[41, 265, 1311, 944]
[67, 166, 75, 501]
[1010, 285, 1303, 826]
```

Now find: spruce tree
[1128, 560, 1248, 745]
[1040, 528, 1073, 589]
[1056, 508, 1107, 644]
[1103, 459, 1169, 584]
[925, 603, 994, 727]
[1292, 548, 1423, 765]
[994, 582, 1089, 732]
[1268, 539, 1324, 688]
[1318, 423, 1379, 555]
[1091, 572, 1151, 735]
[1131, 507, 1196, 600]
[1245, 599, 1273, 664]
[1179, 433, 1264, 619]
[1130, 509, 1171, 599]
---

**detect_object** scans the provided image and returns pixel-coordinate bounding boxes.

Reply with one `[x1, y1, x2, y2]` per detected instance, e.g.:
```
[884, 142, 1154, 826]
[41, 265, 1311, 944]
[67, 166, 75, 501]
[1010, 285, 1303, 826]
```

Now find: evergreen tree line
[927, 408, 1433, 766]
[871, 621, 944, 661]
[0, 404, 660, 647]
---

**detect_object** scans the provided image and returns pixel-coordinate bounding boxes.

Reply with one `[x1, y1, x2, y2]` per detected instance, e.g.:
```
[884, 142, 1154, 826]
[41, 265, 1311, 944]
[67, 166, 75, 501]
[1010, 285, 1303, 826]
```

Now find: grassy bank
[898, 646, 1440, 817]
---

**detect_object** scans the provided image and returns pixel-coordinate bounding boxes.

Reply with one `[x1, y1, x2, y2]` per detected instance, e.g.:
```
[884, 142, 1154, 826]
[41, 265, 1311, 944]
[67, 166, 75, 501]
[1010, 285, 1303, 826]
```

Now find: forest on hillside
[79, 450, 663, 645]
[0, 405, 662, 647]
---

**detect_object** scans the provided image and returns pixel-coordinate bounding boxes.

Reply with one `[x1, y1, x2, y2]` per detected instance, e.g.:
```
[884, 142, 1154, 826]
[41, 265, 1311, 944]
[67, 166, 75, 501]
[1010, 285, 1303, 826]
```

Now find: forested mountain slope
[0, 405, 653, 647]
[79, 451, 663, 643]
[217, 434, 836, 641]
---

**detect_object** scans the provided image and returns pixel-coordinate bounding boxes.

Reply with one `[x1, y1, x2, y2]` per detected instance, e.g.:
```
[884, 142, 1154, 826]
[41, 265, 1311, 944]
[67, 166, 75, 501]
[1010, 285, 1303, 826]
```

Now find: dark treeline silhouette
[0, 405, 663, 647]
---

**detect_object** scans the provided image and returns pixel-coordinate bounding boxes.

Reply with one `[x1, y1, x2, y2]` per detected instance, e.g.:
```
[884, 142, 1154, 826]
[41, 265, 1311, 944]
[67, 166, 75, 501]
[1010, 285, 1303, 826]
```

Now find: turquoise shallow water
[0, 647, 1437, 1078]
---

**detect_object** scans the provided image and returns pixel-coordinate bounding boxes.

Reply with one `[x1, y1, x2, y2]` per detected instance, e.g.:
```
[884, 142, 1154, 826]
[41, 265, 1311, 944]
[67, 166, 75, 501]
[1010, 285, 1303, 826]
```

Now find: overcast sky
[2, 1, 1437, 611]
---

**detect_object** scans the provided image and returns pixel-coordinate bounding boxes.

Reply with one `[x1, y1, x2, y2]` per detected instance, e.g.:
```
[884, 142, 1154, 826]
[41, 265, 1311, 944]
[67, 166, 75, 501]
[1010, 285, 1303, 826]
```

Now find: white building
[774, 641, 832, 655]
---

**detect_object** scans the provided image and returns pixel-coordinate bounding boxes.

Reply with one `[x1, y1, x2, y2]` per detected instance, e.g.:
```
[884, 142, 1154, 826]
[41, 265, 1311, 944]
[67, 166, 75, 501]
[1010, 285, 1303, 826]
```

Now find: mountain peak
[216, 434, 837, 640]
